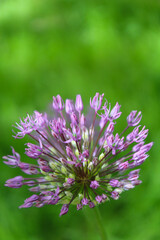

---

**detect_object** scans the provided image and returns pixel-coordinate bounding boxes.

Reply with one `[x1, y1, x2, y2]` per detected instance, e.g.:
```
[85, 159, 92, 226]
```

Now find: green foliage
[0, 0, 159, 239]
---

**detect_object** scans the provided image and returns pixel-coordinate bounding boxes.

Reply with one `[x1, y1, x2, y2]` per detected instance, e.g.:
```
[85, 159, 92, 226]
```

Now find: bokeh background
[0, 0, 160, 239]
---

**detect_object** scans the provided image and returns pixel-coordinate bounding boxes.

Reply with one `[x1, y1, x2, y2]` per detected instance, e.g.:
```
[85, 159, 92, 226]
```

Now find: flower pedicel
[3, 93, 153, 216]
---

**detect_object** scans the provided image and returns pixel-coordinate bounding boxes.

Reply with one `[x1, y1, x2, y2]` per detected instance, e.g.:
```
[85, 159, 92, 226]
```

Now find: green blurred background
[0, 0, 159, 239]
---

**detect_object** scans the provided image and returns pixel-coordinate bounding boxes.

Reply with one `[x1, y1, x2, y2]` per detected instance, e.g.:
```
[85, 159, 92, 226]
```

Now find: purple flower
[89, 202, 95, 208]
[95, 195, 103, 203]
[66, 178, 75, 185]
[102, 194, 107, 200]
[50, 117, 66, 134]
[81, 198, 89, 205]
[53, 95, 64, 112]
[127, 110, 142, 127]
[65, 99, 74, 115]
[132, 142, 144, 152]
[60, 204, 69, 216]
[75, 94, 83, 112]
[100, 102, 122, 128]
[18, 162, 39, 175]
[131, 180, 142, 185]
[66, 146, 77, 161]
[3, 147, 20, 167]
[108, 102, 122, 121]
[126, 126, 140, 142]
[104, 122, 115, 136]
[5, 176, 24, 188]
[19, 202, 34, 208]
[24, 194, 39, 203]
[132, 151, 148, 162]
[118, 161, 129, 171]
[135, 126, 148, 142]
[111, 191, 119, 200]
[122, 181, 135, 190]
[13, 111, 48, 139]
[106, 134, 124, 155]
[90, 93, 104, 112]
[70, 112, 78, 126]
[25, 141, 43, 159]
[128, 170, 140, 181]
[50, 197, 60, 205]
[90, 180, 99, 189]
[77, 203, 82, 210]
[109, 179, 119, 187]
[140, 142, 153, 153]
[3, 93, 153, 216]
[34, 111, 48, 129]
[82, 149, 89, 159]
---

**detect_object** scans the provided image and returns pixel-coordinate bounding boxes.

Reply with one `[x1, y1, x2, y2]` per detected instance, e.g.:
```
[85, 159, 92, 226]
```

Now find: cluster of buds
[3, 93, 153, 216]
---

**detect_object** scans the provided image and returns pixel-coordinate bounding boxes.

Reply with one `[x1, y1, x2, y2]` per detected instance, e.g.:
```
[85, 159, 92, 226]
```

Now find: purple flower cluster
[3, 93, 153, 216]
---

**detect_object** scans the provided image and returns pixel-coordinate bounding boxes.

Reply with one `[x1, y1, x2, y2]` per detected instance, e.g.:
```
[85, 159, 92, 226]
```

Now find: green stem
[93, 207, 107, 240]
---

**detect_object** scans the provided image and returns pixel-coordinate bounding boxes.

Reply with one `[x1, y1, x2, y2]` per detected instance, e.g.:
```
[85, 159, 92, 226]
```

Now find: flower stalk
[93, 207, 107, 240]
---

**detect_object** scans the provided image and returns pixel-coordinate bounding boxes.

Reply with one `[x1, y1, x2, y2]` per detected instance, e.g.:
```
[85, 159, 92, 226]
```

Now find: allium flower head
[3, 93, 153, 216]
